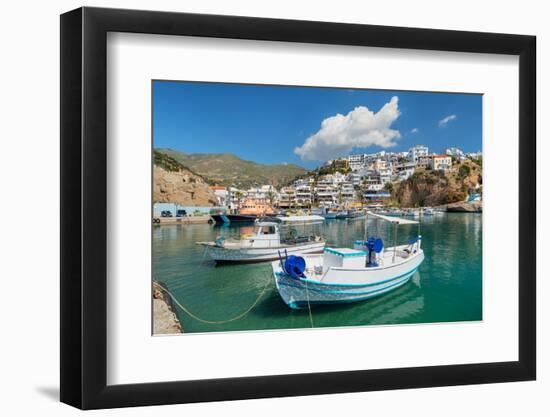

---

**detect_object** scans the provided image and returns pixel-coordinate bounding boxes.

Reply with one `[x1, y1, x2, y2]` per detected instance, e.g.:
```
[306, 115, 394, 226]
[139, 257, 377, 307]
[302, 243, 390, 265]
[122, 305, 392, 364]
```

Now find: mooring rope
[156, 270, 272, 325]
[304, 279, 315, 328]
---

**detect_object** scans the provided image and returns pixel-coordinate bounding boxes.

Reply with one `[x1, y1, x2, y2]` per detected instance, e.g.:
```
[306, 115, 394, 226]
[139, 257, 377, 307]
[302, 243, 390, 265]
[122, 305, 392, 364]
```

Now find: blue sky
[153, 80, 482, 169]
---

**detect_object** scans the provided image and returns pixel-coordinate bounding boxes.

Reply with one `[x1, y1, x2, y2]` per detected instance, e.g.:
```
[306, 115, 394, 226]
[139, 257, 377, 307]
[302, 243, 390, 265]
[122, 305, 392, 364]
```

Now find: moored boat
[276, 215, 325, 225]
[335, 210, 349, 219]
[211, 213, 257, 224]
[198, 221, 325, 262]
[312, 206, 338, 219]
[211, 198, 275, 225]
[272, 212, 424, 308]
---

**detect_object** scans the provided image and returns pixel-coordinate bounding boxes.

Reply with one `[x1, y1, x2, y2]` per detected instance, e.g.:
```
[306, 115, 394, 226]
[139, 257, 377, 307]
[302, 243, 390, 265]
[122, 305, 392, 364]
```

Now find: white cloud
[411, 127, 419, 134]
[438, 114, 457, 128]
[294, 96, 401, 161]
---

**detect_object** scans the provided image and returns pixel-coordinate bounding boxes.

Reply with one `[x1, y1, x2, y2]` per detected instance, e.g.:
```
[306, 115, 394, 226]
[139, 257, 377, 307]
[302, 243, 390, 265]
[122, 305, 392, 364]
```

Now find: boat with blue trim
[198, 221, 325, 262]
[272, 212, 424, 308]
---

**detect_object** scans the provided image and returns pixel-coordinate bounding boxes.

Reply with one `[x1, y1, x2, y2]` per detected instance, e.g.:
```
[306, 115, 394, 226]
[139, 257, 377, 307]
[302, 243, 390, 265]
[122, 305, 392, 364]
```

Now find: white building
[431, 155, 452, 171]
[348, 172, 362, 187]
[446, 147, 465, 159]
[340, 181, 356, 201]
[245, 185, 278, 202]
[277, 187, 297, 208]
[417, 155, 432, 169]
[347, 154, 366, 171]
[209, 185, 230, 207]
[408, 145, 429, 162]
[315, 178, 338, 206]
[394, 162, 416, 181]
[295, 184, 313, 207]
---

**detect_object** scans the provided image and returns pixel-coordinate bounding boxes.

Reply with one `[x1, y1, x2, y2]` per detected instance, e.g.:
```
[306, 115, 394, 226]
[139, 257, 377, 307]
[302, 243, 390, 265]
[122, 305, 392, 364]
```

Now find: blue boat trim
[324, 247, 367, 257]
[275, 266, 419, 288]
[278, 272, 414, 295]
[287, 278, 412, 309]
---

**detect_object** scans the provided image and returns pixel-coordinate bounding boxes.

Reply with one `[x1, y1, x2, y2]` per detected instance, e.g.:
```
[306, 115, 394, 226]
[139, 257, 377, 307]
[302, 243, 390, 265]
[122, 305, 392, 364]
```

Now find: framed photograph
[60, 7, 536, 409]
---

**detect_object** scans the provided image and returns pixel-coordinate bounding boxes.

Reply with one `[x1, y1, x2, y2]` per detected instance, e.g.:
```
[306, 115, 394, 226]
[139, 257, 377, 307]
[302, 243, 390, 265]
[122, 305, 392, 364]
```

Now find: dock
[153, 216, 212, 225]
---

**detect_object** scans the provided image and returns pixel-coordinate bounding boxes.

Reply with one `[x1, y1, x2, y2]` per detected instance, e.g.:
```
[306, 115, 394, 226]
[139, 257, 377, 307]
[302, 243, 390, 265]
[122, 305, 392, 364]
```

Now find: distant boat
[337, 209, 365, 219]
[385, 208, 404, 217]
[276, 215, 325, 225]
[335, 210, 349, 219]
[346, 210, 366, 220]
[272, 212, 424, 309]
[312, 207, 338, 219]
[211, 213, 257, 224]
[197, 221, 325, 262]
[211, 198, 275, 225]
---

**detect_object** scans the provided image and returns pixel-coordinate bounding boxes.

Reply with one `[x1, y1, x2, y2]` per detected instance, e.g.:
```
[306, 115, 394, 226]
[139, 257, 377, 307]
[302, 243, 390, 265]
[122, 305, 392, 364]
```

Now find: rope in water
[304, 279, 314, 328]
[158, 247, 315, 327]
[156, 271, 272, 325]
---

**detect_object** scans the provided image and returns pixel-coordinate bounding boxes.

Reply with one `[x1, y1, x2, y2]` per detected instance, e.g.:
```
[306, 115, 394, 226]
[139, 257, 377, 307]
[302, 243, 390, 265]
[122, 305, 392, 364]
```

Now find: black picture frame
[60, 6, 536, 410]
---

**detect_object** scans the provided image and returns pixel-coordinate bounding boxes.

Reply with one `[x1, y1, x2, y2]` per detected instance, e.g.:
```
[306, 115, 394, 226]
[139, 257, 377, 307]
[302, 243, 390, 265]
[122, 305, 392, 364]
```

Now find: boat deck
[299, 245, 419, 283]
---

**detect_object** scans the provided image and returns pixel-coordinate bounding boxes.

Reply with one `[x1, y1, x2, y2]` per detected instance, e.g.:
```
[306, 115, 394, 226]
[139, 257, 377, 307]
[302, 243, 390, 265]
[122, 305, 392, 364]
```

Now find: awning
[366, 211, 419, 225]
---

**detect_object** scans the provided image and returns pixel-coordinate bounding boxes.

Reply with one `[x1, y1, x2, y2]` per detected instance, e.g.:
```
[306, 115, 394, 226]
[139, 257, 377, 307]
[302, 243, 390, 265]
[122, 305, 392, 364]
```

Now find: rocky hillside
[153, 151, 218, 206]
[393, 160, 482, 207]
[157, 148, 308, 189]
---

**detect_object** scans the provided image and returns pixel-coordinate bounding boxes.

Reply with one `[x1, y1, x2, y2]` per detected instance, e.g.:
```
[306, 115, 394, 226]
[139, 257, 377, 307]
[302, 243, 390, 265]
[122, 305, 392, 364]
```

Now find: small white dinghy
[198, 222, 325, 262]
[272, 212, 424, 309]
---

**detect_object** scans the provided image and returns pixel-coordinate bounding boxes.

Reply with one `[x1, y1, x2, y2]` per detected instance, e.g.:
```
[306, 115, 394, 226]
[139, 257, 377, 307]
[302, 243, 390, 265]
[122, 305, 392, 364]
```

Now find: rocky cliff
[153, 151, 218, 206]
[393, 160, 482, 207]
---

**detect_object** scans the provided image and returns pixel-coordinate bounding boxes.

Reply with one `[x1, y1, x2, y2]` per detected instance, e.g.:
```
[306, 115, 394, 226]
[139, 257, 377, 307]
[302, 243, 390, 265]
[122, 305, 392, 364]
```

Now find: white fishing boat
[272, 212, 424, 309]
[198, 222, 325, 262]
[276, 215, 325, 225]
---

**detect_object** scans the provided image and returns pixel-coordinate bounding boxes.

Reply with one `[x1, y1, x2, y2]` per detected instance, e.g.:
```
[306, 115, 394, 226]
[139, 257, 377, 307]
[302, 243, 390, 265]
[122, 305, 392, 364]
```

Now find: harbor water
[153, 213, 482, 333]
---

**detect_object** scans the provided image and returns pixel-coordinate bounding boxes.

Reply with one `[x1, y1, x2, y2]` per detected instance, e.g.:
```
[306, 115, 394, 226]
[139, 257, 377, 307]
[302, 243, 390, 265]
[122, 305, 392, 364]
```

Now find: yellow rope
[156, 272, 272, 325]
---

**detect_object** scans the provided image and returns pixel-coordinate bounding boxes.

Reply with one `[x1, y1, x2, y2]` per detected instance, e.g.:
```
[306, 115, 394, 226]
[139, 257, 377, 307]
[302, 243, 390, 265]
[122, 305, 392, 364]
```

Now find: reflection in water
[153, 213, 482, 333]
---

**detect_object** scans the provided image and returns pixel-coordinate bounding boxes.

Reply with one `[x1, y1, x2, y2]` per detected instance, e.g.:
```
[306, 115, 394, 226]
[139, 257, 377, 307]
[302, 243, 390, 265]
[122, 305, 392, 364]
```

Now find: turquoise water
[153, 214, 482, 333]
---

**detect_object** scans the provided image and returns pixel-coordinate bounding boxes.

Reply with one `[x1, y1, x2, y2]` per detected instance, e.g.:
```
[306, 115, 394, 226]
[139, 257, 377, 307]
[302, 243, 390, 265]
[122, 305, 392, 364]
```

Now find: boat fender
[366, 237, 384, 267]
[283, 255, 306, 280]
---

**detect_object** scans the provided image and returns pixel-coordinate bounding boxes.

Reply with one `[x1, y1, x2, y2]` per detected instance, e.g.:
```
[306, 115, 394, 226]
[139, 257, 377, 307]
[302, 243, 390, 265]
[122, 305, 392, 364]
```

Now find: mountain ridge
[156, 148, 308, 189]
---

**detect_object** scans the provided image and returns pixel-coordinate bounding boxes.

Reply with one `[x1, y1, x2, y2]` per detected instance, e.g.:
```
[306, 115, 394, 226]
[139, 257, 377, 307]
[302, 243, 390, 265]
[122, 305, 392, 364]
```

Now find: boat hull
[202, 241, 326, 262]
[273, 251, 424, 308]
[211, 214, 258, 224]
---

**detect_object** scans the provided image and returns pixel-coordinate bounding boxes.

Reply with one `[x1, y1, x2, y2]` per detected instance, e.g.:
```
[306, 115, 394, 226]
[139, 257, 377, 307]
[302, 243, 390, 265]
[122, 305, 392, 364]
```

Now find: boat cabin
[242, 222, 281, 248]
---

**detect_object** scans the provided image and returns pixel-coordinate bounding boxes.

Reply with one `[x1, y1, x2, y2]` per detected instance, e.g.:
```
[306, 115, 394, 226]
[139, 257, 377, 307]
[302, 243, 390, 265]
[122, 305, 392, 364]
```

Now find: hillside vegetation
[157, 148, 307, 189]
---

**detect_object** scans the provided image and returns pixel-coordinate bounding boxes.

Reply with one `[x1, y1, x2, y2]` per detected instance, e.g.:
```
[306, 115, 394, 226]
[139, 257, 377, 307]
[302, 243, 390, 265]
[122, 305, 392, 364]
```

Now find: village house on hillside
[199, 145, 480, 210]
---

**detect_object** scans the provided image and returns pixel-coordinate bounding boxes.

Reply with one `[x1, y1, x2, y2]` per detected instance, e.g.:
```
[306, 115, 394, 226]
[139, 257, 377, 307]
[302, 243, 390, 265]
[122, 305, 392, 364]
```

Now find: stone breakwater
[153, 281, 183, 334]
[445, 201, 482, 213]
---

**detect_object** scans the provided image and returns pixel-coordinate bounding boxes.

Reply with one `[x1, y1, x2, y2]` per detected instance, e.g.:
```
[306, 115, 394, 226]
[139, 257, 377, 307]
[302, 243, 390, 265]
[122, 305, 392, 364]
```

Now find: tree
[355, 187, 364, 203]
[458, 164, 471, 179]
[265, 189, 276, 207]
[384, 181, 394, 194]
[234, 190, 245, 208]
